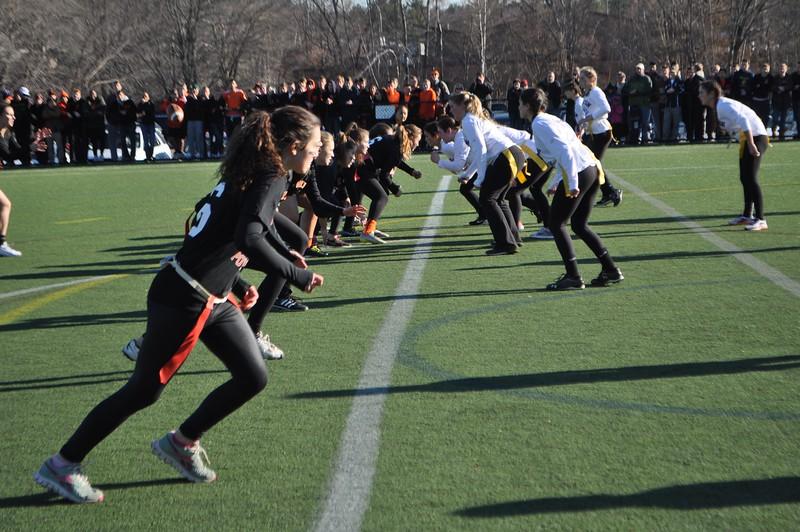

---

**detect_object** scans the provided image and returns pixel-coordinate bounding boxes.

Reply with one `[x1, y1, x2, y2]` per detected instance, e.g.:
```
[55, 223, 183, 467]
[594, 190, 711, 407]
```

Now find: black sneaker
[340, 229, 360, 237]
[485, 245, 518, 256]
[595, 195, 614, 207]
[590, 268, 624, 287]
[545, 274, 585, 291]
[612, 189, 623, 207]
[273, 296, 309, 312]
[304, 245, 329, 258]
[468, 217, 487, 226]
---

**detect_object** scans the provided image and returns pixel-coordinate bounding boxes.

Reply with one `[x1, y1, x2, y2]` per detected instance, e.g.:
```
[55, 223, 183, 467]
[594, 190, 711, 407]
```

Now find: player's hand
[567, 188, 580, 198]
[305, 273, 324, 293]
[547, 186, 558, 196]
[412, 170, 422, 179]
[290, 249, 308, 269]
[343, 204, 367, 218]
[748, 142, 761, 157]
[241, 286, 259, 311]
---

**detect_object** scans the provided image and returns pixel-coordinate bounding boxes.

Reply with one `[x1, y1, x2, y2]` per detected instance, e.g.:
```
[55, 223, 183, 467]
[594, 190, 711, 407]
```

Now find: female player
[522, 88, 622, 290]
[0, 104, 22, 256]
[449, 92, 526, 255]
[698, 80, 769, 231]
[432, 116, 485, 225]
[35, 107, 324, 503]
[359, 124, 422, 243]
[576, 67, 623, 207]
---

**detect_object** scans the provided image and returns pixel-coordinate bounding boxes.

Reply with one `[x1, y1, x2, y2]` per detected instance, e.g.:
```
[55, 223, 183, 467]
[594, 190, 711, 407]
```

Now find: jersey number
[187, 182, 226, 238]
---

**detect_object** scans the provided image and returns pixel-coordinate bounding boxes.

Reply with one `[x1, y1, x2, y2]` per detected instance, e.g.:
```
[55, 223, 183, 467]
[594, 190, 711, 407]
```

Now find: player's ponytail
[520, 88, 548, 115]
[449, 92, 484, 118]
[218, 110, 284, 190]
[397, 124, 421, 160]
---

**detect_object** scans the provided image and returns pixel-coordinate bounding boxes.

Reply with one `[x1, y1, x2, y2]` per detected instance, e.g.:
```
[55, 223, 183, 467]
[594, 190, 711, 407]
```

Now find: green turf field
[1, 143, 799, 530]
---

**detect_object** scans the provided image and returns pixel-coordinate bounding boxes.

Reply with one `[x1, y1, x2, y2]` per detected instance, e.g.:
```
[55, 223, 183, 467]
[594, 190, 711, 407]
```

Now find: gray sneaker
[255, 332, 285, 360]
[34, 456, 105, 503]
[151, 431, 217, 483]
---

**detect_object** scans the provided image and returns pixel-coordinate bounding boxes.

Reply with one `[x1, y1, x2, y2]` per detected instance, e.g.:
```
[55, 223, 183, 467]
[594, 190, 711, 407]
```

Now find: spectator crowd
[2, 60, 800, 169]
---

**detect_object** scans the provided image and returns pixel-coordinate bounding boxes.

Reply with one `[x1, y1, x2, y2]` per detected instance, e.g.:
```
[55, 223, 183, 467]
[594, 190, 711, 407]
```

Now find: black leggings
[343, 179, 364, 232]
[359, 178, 389, 221]
[509, 163, 551, 225]
[479, 153, 518, 248]
[460, 174, 484, 218]
[548, 166, 616, 277]
[583, 130, 617, 196]
[60, 292, 266, 462]
[739, 135, 768, 220]
[246, 212, 308, 334]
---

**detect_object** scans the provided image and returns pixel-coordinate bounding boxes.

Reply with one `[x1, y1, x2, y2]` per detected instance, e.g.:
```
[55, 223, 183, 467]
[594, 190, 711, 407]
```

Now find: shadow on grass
[455, 477, 800, 517]
[0, 310, 148, 333]
[1, 478, 186, 508]
[0, 368, 229, 393]
[288, 354, 800, 399]
[298, 287, 541, 310]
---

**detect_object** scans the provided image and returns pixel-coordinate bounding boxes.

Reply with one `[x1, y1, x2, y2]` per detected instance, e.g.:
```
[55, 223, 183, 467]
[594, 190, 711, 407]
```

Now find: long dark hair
[218, 107, 319, 190]
[520, 88, 548, 115]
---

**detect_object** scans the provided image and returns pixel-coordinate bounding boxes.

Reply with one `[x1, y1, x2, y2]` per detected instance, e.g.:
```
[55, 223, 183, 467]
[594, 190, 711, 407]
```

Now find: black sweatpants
[479, 153, 518, 249]
[60, 285, 266, 462]
[359, 177, 389, 221]
[509, 164, 551, 225]
[246, 212, 308, 334]
[548, 166, 616, 277]
[583, 131, 617, 197]
[739, 135, 768, 220]
[342, 179, 363, 232]
[459, 174, 484, 218]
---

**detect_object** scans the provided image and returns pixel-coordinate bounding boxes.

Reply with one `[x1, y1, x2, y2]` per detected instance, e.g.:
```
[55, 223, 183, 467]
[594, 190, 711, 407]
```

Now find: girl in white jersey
[521, 87, 623, 290]
[576, 67, 623, 207]
[449, 92, 526, 255]
[699, 80, 769, 231]
[431, 116, 485, 225]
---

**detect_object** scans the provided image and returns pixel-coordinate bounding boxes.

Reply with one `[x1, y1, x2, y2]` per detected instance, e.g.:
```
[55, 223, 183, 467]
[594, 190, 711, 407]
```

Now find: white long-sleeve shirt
[580, 87, 612, 134]
[461, 113, 516, 187]
[532, 113, 596, 192]
[437, 130, 470, 174]
[716, 97, 768, 137]
[573, 96, 585, 126]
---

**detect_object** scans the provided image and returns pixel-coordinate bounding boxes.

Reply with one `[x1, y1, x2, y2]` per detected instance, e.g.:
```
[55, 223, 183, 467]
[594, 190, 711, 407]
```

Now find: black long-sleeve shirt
[0, 131, 22, 167]
[362, 135, 416, 186]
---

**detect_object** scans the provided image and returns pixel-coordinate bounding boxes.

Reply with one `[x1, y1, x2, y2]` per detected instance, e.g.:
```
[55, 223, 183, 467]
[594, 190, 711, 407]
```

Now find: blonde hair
[580, 66, 598, 81]
[449, 92, 484, 118]
[396, 124, 421, 160]
[320, 131, 334, 150]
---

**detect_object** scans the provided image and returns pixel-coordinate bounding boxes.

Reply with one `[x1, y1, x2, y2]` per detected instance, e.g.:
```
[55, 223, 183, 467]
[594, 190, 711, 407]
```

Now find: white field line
[0, 275, 119, 301]
[313, 175, 452, 532]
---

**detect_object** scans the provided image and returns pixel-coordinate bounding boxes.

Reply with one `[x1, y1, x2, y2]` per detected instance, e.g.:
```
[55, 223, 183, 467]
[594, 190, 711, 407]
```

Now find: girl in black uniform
[35, 108, 324, 504]
[360, 124, 422, 244]
[340, 124, 370, 237]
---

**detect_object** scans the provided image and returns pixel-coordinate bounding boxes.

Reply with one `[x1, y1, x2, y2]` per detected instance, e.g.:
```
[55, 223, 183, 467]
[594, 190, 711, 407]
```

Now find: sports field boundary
[313, 174, 452, 532]
[608, 171, 800, 298]
[0, 275, 121, 301]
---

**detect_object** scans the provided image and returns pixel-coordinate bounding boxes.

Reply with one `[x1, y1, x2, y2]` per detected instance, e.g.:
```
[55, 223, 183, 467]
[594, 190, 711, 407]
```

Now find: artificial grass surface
[1, 144, 798, 530]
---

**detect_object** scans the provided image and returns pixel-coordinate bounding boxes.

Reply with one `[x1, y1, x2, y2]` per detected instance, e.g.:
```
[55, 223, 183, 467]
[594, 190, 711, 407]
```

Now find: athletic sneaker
[595, 195, 614, 207]
[305, 245, 329, 258]
[340, 229, 360, 237]
[529, 227, 554, 240]
[373, 229, 390, 239]
[325, 236, 351, 248]
[745, 219, 768, 231]
[255, 332, 284, 360]
[546, 274, 585, 291]
[122, 337, 142, 362]
[468, 217, 487, 226]
[151, 431, 217, 483]
[590, 268, 625, 287]
[0, 242, 22, 257]
[273, 296, 308, 312]
[360, 232, 386, 244]
[34, 456, 104, 503]
[485, 245, 518, 256]
[728, 215, 755, 226]
[613, 189, 624, 206]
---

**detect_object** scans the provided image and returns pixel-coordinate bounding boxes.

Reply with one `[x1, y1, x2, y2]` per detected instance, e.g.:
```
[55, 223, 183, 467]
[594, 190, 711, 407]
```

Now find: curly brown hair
[217, 107, 319, 190]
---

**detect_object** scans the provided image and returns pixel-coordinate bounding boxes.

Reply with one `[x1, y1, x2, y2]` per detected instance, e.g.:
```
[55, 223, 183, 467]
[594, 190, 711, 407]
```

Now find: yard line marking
[0, 274, 127, 326]
[314, 175, 452, 532]
[613, 162, 794, 173]
[54, 217, 109, 225]
[608, 172, 800, 298]
[0, 275, 122, 301]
